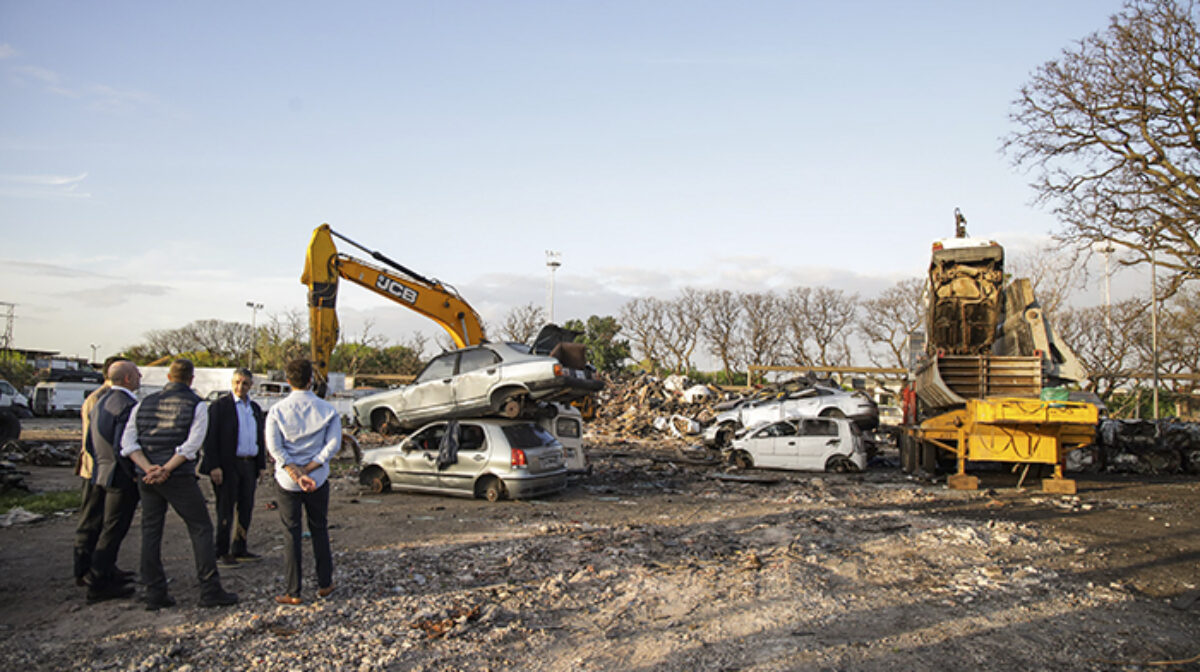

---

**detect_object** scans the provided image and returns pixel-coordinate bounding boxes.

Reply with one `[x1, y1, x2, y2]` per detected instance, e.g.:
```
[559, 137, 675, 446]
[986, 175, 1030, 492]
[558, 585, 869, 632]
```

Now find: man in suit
[201, 368, 266, 565]
[84, 360, 142, 602]
[120, 359, 237, 610]
[72, 356, 126, 586]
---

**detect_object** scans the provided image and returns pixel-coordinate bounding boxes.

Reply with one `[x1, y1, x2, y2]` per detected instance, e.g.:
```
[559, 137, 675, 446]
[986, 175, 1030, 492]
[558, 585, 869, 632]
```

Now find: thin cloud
[56, 283, 172, 307]
[0, 172, 91, 199]
[7, 63, 155, 111]
[0, 259, 110, 279]
[0, 44, 15, 59]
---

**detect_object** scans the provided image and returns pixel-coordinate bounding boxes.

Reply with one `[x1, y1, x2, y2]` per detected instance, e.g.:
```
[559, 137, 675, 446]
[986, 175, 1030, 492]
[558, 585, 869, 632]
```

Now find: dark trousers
[278, 481, 332, 597]
[138, 472, 221, 600]
[72, 479, 105, 581]
[87, 479, 140, 586]
[214, 458, 258, 556]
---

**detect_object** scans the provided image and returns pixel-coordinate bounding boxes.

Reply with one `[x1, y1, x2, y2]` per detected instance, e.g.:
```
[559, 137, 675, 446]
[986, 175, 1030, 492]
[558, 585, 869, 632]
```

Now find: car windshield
[502, 423, 556, 449]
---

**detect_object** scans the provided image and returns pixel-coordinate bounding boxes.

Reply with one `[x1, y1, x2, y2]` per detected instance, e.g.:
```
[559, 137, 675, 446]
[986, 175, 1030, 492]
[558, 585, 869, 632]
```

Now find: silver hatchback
[358, 418, 568, 502]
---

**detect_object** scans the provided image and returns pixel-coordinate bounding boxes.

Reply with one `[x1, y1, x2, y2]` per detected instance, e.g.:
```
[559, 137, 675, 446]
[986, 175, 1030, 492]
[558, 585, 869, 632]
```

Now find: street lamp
[89, 344, 99, 364]
[1149, 224, 1160, 420]
[545, 250, 561, 324]
[245, 302, 263, 371]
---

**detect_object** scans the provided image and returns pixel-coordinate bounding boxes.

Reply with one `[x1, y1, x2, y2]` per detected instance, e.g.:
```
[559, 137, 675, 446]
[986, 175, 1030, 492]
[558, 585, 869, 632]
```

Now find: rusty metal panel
[914, 355, 1041, 412]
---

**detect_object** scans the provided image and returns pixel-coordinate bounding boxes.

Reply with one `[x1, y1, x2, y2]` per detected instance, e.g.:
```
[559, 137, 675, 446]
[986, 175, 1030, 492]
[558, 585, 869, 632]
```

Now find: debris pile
[0, 460, 31, 494]
[1084, 419, 1200, 474]
[590, 373, 730, 438]
[1, 440, 76, 467]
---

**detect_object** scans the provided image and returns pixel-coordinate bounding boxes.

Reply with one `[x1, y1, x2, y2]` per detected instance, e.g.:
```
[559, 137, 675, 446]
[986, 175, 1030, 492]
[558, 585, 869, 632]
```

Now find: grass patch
[0, 488, 81, 515]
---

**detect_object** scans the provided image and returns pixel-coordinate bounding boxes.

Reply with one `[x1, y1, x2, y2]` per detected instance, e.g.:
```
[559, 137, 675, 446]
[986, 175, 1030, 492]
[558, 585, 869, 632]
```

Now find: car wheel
[498, 395, 524, 419]
[821, 408, 846, 419]
[482, 477, 505, 503]
[371, 409, 402, 436]
[360, 467, 390, 494]
[733, 451, 753, 470]
[825, 455, 857, 473]
[715, 424, 737, 448]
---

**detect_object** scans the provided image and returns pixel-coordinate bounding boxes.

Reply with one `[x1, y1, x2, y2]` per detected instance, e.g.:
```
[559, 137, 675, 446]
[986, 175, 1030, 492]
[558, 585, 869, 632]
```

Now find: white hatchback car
[358, 418, 568, 502]
[726, 417, 867, 473]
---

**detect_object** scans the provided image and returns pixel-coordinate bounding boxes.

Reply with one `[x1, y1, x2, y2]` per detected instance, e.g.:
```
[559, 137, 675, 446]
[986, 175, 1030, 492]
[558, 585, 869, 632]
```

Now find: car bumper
[503, 471, 568, 499]
[527, 375, 604, 401]
[849, 409, 879, 431]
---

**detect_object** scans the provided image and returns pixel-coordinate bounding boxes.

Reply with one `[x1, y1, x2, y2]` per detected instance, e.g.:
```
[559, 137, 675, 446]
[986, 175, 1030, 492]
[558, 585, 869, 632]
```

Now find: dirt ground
[1, 418, 1198, 671]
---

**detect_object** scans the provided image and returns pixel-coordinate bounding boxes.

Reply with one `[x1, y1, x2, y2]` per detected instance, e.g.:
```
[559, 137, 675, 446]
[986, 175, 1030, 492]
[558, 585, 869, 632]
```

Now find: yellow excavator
[301, 223, 487, 395]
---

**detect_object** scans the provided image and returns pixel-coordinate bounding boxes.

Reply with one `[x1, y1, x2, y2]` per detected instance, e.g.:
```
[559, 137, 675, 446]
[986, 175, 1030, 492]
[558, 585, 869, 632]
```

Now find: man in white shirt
[120, 359, 237, 610]
[265, 358, 341, 605]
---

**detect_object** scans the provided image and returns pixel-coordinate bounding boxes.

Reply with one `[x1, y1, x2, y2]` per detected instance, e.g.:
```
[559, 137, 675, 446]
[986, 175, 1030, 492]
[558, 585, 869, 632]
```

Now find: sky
[0, 1, 1148, 363]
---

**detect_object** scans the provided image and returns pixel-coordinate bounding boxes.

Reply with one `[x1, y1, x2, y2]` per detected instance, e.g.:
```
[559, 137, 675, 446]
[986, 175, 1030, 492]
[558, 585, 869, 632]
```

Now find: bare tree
[1057, 298, 1149, 399]
[1005, 0, 1200, 299]
[142, 319, 251, 361]
[660, 288, 703, 373]
[619, 297, 668, 368]
[782, 286, 858, 367]
[1159, 286, 1200, 396]
[739, 292, 785, 370]
[259, 309, 309, 371]
[698, 289, 744, 381]
[859, 278, 925, 368]
[1007, 246, 1081, 322]
[499, 303, 546, 344]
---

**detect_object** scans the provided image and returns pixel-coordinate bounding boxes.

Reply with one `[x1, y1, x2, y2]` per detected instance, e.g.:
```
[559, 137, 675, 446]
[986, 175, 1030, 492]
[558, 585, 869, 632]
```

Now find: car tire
[360, 467, 390, 494]
[371, 409, 402, 436]
[481, 477, 505, 503]
[825, 455, 857, 473]
[732, 451, 753, 470]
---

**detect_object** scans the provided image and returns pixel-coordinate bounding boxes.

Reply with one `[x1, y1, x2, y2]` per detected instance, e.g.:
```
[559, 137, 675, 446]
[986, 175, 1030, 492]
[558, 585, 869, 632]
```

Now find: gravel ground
[1, 426, 1197, 671]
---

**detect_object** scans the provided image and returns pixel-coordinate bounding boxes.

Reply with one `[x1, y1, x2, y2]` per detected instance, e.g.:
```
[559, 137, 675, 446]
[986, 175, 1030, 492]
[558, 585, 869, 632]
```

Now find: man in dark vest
[119, 359, 238, 610]
[201, 367, 266, 564]
[83, 360, 143, 602]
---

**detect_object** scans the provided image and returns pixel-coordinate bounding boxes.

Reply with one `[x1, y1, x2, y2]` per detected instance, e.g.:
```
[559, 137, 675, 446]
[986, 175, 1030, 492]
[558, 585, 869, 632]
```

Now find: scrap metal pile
[1068, 419, 1200, 474]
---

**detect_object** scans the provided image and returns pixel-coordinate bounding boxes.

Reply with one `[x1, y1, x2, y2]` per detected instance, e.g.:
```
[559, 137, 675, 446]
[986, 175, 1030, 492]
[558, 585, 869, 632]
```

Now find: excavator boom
[302, 223, 487, 393]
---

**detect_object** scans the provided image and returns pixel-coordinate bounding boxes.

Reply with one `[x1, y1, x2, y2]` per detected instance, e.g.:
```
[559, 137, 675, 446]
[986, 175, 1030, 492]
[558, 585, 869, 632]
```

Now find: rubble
[2, 440, 77, 467]
[1076, 419, 1200, 474]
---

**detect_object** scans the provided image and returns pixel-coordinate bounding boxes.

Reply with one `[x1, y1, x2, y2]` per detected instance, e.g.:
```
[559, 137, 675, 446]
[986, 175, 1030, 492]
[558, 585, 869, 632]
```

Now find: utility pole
[89, 344, 100, 364]
[0, 302, 15, 351]
[246, 301, 263, 371]
[545, 251, 561, 324]
[1149, 224, 1160, 421]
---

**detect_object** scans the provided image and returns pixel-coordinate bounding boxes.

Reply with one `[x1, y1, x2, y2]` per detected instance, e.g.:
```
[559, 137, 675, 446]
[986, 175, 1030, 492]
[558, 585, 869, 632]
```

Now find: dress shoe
[218, 554, 239, 566]
[232, 551, 262, 562]
[114, 568, 136, 581]
[145, 595, 177, 611]
[317, 585, 335, 598]
[86, 582, 135, 604]
[199, 588, 239, 607]
[274, 594, 303, 606]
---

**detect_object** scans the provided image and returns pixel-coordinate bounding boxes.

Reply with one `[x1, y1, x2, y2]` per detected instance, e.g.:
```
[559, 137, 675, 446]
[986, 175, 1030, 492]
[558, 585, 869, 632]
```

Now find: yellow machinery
[908, 397, 1099, 493]
[302, 223, 487, 393]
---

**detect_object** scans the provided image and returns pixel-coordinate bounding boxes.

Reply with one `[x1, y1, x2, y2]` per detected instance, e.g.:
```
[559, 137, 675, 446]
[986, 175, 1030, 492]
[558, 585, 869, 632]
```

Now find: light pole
[89, 344, 99, 364]
[1149, 224, 1160, 420]
[246, 301, 263, 371]
[545, 251, 561, 324]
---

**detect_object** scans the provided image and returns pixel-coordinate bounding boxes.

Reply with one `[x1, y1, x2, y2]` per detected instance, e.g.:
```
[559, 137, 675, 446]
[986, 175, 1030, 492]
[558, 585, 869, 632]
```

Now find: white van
[540, 404, 589, 474]
[0, 378, 31, 416]
[32, 380, 104, 416]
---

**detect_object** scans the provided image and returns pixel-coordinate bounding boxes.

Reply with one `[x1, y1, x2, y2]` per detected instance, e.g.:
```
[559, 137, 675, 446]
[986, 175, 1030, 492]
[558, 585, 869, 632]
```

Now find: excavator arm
[302, 223, 487, 394]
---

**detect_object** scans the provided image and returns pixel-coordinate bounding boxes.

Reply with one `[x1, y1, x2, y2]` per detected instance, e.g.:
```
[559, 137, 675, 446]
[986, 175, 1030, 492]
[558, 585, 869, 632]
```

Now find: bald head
[108, 360, 141, 392]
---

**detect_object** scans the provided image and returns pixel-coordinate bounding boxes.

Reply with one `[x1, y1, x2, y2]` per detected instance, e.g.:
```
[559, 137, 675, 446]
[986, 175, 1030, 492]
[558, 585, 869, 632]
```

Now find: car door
[393, 423, 445, 489]
[795, 418, 842, 470]
[765, 421, 801, 468]
[401, 352, 460, 423]
[436, 422, 490, 494]
[452, 348, 502, 416]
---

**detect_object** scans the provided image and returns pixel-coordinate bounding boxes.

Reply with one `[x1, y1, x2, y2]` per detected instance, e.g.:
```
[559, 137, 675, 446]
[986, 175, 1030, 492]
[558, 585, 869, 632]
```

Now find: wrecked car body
[703, 384, 878, 447]
[358, 418, 568, 501]
[726, 416, 867, 473]
[352, 340, 603, 434]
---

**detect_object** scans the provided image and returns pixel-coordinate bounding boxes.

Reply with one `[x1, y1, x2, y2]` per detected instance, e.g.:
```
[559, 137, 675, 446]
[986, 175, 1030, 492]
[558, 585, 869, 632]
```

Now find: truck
[0, 377, 28, 443]
[898, 210, 1099, 493]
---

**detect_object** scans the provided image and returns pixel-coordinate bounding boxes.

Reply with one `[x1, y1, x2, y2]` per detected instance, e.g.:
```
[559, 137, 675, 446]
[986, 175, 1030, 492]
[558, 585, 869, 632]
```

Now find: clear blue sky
[0, 1, 1133, 361]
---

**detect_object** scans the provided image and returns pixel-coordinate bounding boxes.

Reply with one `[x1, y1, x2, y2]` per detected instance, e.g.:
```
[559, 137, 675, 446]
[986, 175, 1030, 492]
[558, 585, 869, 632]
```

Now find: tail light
[553, 363, 564, 377]
[511, 448, 528, 468]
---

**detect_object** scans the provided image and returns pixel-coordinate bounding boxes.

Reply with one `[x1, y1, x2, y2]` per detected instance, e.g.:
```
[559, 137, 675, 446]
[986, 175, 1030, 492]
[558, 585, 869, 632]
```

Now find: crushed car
[358, 418, 568, 501]
[726, 416, 867, 473]
[352, 339, 603, 434]
[703, 383, 878, 447]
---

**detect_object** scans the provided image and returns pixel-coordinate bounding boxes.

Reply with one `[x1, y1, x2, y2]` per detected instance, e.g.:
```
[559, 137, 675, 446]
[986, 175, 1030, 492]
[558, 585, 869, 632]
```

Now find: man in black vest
[83, 360, 143, 602]
[120, 359, 237, 610]
[201, 367, 266, 564]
